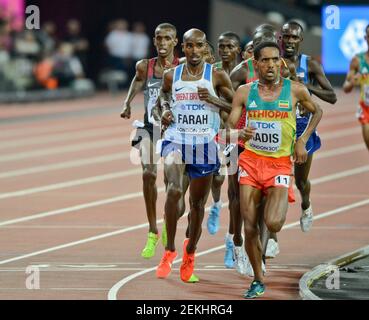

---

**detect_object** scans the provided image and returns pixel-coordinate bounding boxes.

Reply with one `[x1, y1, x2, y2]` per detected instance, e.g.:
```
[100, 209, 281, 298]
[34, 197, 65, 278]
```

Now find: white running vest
[164, 63, 220, 145]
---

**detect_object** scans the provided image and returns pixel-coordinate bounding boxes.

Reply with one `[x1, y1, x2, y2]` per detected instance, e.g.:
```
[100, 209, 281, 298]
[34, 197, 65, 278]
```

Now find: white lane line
[0, 161, 368, 228]
[107, 198, 369, 300]
[0, 168, 141, 200]
[0, 126, 126, 150]
[0, 137, 127, 163]
[0, 141, 365, 200]
[0, 153, 128, 179]
[0, 126, 362, 179]
[0, 187, 165, 227]
[0, 163, 368, 267]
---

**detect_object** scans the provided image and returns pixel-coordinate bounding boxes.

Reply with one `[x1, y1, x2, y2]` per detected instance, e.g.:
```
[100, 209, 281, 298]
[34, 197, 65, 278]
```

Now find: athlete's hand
[352, 73, 362, 86]
[120, 103, 131, 119]
[198, 87, 212, 103]
[238, 127, 256, 143]
[161, 109, 174, 127]
[293, 139, 308, 164]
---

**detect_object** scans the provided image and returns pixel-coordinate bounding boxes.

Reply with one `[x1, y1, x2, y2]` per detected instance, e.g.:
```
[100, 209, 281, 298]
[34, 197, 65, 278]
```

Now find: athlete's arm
[160, 69, 174, 127]
[230, 62, 248, 90]
[307, 58, 337, 104]
[120, 59, 148, 119]
[227, 84, 255, 143]
[343, 56, 360, 93]
[293, 81, 323, 164]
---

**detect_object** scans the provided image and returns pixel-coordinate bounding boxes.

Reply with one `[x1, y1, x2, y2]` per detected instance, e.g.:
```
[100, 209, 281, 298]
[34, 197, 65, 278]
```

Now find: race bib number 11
[275, 175, 290, 188]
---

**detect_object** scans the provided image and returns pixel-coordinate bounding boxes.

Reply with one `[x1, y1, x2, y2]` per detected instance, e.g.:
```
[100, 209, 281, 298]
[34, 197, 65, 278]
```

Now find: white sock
[214, 200, 222, 208]
[226, 232, 234, 242]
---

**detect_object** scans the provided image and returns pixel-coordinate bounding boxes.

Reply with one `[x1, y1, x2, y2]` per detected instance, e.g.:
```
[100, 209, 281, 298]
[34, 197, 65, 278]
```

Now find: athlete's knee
[167, 184, 182, 201]
[213, 175, 225, 189]
[243, 222, 258, 239]
[190, 199, 206, 213]
[265, 216, 285, 233]
[142, 168, 157, 185]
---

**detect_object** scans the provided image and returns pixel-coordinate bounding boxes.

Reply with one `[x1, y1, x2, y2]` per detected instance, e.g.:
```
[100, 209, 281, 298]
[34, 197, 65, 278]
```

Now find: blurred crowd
[0, 15, 150, 94]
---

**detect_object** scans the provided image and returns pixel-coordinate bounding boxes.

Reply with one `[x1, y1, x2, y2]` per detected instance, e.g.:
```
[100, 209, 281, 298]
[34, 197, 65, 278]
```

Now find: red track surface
[0, 90, 368, 300]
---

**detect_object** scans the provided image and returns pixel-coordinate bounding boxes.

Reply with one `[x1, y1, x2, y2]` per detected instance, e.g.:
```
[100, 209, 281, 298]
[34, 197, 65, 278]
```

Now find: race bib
[248, 120, 282, 153]
[275, 175, 290, 188]
[176, 105, 212, 135]
[147, 88, 160, 124]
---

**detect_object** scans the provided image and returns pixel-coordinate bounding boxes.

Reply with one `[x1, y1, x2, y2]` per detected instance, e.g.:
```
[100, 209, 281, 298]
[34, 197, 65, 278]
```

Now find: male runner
[207, 32, 241, 237]
[228, 26, 288, 276]
[156, 29, 234, 283]
[243, 40, 254, 60]
[228, 41, 323, 298]
[281, 21, 337, 232]
[120, 23, 179, 259]
[343, 23, 369, 152]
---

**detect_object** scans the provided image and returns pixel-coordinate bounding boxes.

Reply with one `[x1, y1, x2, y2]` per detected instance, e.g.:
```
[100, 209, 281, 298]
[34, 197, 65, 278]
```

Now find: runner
[281, 21, 337, 232]
[227, 41, 323, 298]
[206, 32, 241, 243]
[228, 26, 288, 276]
[120, 23, 179, 259]
[155, 29, 234, 283]
[242, 40, 253, 60]
[343, 23, 369, 152]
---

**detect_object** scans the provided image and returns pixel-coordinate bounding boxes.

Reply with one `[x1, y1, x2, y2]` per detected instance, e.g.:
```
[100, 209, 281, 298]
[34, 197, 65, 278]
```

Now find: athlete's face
[281, 25, 303, 57]
[256, 47, 281, 82]
[154, 28, 178, 58]
[218, 37, 240, 63]
[242, 42, 253, 60]
[182, 36, 207, 66]
[203, 43, 216, 64]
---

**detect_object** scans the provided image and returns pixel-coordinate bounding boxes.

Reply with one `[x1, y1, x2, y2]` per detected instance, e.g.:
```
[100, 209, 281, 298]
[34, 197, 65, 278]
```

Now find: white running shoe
[243, 253, 266, 277]
[233, 246, 248, 275]
[300, 204, 314, 232]
[265, 239, 280, 259]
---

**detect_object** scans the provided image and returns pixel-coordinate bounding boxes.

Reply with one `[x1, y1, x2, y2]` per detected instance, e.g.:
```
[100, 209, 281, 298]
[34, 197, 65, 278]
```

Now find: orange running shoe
[180, 239, 195, 282]
[156, 250, 177, 279]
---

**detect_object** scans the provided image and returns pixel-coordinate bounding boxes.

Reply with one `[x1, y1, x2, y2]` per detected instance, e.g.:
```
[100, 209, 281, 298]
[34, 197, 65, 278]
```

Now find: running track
[0, 90, 368, 300]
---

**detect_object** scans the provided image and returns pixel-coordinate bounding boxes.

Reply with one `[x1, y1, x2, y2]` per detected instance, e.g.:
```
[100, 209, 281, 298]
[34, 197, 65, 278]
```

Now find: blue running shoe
[224, 237, 234, 269]
[207, 202, 221, 235]
[244, 281, 265, 299]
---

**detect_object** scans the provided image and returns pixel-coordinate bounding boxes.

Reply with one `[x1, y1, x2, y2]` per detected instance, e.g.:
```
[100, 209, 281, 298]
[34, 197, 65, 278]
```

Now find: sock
[214, 200, 222, 208]
[226, 232, 234, 242]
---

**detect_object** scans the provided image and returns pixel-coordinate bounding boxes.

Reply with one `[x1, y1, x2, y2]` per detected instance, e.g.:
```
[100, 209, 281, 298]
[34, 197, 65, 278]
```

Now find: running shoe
[300, 204, 314, 232]
[224, 236, 235, 269]
[245, 258, 266, 277]
[265, 239, 280, 259]
[244, 281, 265, 299]
[156, 250, 177, 279]
[141, 232, 159, 259]
[180, 239, 196, 282]
[233, 246, 248, 275]
[207, 202, 221, 235]
[161, 223, 167, 248]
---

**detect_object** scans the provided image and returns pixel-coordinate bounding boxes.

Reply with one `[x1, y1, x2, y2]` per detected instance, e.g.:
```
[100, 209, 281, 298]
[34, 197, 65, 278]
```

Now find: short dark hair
[156, 23, 177, 36]
[254, 42, 281, 60]
[284, 20, 304, 32]
[366, 24, 369, 34]
[219, 31, 241, 46]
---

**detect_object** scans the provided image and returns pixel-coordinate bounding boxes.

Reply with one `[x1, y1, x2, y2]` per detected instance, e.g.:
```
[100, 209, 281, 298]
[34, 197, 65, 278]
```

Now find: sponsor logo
[249, 100, 258, 109]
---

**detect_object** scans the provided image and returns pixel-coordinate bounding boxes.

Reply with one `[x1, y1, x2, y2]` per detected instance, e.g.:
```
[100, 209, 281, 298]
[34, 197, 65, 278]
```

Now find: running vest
[245, 78, 296, 158]
[143, 57, 179, 125]
[164, 63, 221, 145]
[357, 52, 369, 106]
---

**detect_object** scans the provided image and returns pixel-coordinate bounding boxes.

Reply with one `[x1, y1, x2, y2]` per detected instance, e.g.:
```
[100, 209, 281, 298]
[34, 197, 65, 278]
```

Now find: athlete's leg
[164, 151, 186, 252]
[229, 173, 243, 246]
[263, 187, 289, 235]
[240, 185, 263, 282]
[295, 154, 313, 211]
[362, 124, 369, 151]
[211, 174, 225, 203]
[140, 138, 158, 234]
[187, 175, 213, 253]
